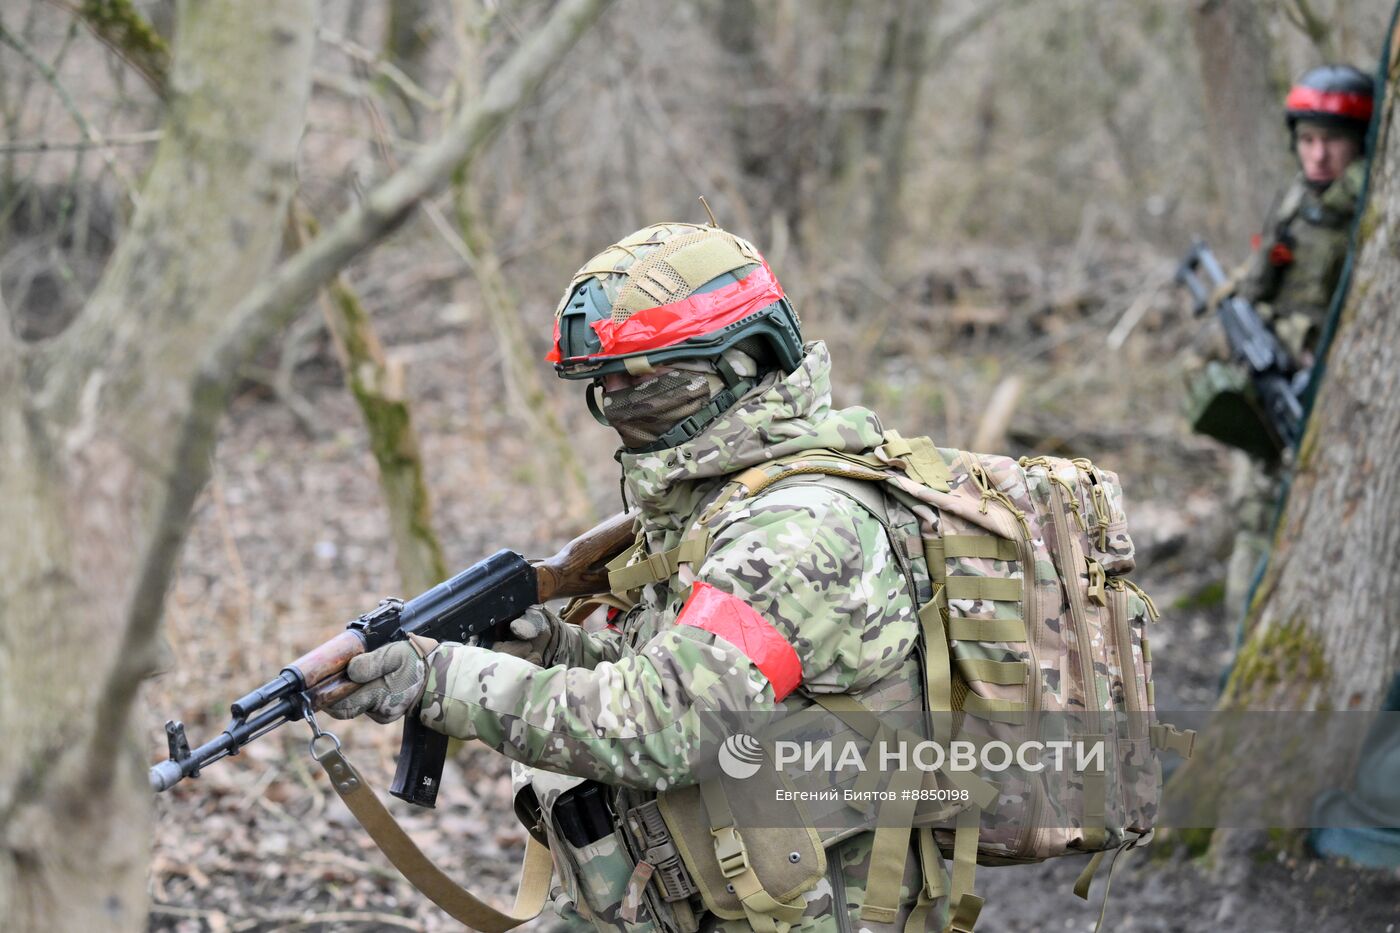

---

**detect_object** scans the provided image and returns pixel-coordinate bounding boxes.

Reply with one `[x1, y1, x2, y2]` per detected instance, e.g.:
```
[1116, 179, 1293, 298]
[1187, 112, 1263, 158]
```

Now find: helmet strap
[624, 376, 755, 454]
[714, 354, 744, 388]
[586, 380, 611, 426]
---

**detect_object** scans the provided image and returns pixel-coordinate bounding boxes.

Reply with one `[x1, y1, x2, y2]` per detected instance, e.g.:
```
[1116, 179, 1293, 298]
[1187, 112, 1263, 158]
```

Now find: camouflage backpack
[638, 431, 1194, 932]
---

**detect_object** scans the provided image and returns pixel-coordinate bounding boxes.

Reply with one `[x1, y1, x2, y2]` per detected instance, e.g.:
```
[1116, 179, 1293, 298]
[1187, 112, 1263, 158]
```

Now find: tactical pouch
[1185, 360, 1282, 461]
[657, 760, 824, 923]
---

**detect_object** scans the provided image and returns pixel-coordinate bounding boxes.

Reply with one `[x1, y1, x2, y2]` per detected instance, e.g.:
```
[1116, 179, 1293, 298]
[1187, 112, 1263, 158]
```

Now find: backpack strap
[947, 805, 985, 932]
[1072, 829, 1154, 933]
[810, 692, 999, 930]
[902, 827, 948, 933]
[606, 452, 891, 597]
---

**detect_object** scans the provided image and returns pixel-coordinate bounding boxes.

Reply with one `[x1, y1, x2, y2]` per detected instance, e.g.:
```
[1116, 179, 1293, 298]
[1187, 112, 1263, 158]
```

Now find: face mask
[600, 367, 724, 450]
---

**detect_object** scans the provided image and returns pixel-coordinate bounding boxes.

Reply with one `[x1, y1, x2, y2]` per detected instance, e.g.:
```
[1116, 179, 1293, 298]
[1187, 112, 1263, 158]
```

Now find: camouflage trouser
[1223, 451, 1283, 624]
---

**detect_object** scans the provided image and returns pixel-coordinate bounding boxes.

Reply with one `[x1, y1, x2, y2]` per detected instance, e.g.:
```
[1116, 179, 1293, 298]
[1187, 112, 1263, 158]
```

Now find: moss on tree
[79, 0, 170, 92]
[1224, 617, 1329, 706]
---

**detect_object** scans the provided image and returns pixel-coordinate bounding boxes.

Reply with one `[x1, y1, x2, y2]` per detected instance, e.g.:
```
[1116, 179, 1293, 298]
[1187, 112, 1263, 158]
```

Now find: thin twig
[0, 130, 162, 153]
[1105, 285, 1163, 350]
[0, 17, 141, 202]
[317, 27, 446, 112]
[148, 903, 234, 925]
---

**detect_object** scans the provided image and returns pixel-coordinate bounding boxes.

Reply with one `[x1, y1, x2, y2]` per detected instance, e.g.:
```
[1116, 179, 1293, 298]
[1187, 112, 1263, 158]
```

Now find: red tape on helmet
[547, 263, 785, 363]
[676, 581, 802, 702]
[1286, 86, 1374, 122]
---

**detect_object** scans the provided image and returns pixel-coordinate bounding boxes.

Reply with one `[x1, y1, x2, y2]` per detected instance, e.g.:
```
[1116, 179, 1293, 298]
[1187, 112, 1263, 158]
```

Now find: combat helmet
[547, 221, 803, 452]
[1285, 64, 1375, 140]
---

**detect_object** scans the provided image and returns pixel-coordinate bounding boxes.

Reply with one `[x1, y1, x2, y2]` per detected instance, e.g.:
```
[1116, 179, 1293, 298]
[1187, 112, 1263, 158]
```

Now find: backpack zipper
[1050, 480, 1107, 723]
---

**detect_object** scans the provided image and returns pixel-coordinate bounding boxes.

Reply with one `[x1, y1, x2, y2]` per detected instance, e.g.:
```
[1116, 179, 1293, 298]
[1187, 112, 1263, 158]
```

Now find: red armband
[676, 582, 803, 701]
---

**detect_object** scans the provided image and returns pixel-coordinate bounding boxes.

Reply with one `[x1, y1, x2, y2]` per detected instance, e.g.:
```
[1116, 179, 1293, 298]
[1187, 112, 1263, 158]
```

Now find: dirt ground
[143, 240, 1400, 932]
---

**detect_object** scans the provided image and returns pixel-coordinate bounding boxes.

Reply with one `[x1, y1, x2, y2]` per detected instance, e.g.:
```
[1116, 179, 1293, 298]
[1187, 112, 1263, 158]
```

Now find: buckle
[646, 551, 672, 581]
[1150, 723, 1197, 759]
[711, 826, 749, 878]
[1086, 558, 1106, 606]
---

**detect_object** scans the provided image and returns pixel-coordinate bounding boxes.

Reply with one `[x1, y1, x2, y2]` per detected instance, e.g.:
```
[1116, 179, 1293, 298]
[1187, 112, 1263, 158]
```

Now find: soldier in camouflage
[328, 222, 946, 933]
[1218, 64, 1373, 623]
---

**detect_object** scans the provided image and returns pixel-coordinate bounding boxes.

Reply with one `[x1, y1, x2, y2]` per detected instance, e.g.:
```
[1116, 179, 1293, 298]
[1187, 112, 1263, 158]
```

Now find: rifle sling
[314, 740, 552, 931]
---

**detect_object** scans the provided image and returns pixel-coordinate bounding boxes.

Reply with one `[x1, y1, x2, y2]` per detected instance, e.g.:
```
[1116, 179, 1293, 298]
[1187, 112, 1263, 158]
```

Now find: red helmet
[1285, 65, 1374, 138]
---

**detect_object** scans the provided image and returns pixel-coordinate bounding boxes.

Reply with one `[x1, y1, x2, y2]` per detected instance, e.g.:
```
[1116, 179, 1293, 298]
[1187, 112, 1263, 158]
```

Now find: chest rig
[1248, 170, 1361, 334]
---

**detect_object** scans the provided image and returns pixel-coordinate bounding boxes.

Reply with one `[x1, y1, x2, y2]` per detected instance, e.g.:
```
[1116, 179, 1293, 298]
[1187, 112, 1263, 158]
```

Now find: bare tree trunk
[865, 0, 932, 266]
[450, 10, 597, 527]
[296, 208, 449, 594]
[0, 1, 612, 928]
[1189, 0, 1290, 249]
[0, 3, 317, 929]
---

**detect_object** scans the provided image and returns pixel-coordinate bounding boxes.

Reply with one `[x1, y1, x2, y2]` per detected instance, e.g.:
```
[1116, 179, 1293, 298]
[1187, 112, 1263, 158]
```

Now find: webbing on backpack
[697, 780, 808, 933]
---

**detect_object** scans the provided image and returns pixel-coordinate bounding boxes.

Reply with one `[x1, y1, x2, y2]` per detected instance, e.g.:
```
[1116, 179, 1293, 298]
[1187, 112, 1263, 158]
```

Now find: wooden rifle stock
[532, 508, 637, 602]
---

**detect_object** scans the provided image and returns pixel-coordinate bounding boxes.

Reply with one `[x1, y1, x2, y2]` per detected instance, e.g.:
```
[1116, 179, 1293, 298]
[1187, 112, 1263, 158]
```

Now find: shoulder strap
[314, 739, 552, 931]
[1275, 176, 1309, 230]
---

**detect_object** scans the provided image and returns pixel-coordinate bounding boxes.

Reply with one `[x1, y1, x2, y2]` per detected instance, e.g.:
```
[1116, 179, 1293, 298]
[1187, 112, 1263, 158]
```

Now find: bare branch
[0, 129, 161, 153]
[317, 28, 447, 112]
[0, 17, 141, 200]
[207, 0, 612, 386]
[929, 0, 1030, 62]
[1280, 0, 1334, 59]
[0, 279, 16, 371]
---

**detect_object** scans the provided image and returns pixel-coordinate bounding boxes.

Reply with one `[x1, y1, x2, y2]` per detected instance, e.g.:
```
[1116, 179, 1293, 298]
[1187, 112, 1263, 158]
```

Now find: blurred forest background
[2, 0, 1399, 930]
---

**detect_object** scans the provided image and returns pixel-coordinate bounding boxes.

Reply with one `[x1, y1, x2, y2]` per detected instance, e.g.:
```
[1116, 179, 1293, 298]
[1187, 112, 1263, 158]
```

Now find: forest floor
[142, 239, 1400, 932]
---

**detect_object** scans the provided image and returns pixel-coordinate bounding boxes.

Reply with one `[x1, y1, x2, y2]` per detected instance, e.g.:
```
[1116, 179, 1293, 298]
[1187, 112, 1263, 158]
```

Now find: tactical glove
[493, 605, 562, 667]
[326, 634, 438, 723]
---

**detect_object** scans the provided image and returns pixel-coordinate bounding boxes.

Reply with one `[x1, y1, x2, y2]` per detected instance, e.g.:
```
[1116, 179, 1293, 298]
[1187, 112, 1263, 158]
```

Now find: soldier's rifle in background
[149, 511, 637, 807]
[1175, 239, 1307, 454]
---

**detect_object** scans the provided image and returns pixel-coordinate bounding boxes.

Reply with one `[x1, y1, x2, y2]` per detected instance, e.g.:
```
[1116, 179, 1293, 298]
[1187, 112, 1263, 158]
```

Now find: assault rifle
[150, 512, 636, 807]
[1175, 239, 1307, 452]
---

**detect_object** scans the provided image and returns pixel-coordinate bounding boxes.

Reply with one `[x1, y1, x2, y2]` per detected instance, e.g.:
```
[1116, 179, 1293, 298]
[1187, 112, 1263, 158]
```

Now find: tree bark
[0, 3, 317, 929]
[1189, 0, 1291, 249]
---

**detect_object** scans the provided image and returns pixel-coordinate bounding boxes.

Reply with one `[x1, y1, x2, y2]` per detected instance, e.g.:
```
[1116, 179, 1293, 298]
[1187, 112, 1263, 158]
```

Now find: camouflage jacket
[1240, 161, 1365, 360]
[419, 342, 943, 932]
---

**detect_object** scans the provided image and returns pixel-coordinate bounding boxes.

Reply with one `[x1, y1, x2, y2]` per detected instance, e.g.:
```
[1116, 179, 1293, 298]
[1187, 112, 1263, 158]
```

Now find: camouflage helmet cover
[546, 222, 803, 379]
[1285, 64, 1374, 137]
